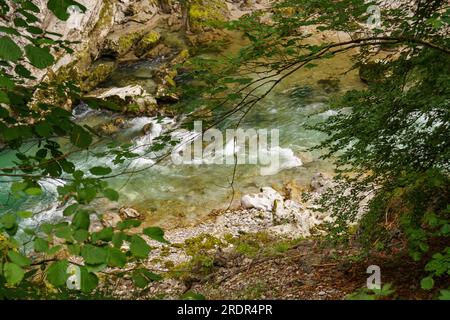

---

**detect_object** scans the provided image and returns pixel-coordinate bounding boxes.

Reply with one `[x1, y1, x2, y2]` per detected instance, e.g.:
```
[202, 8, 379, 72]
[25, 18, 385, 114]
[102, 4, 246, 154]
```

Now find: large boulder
[101, 24, 148, 57]
[241, 187, 284, 211]
[86, 85, 158, 114]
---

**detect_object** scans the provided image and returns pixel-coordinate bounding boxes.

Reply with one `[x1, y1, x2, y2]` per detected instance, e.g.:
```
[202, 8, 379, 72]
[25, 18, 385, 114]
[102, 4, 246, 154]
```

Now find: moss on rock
[189, 0, 229, 32]
[135, 31, 162, 57]
[81, 60, 117, 92]
[102, 28, 147, 58]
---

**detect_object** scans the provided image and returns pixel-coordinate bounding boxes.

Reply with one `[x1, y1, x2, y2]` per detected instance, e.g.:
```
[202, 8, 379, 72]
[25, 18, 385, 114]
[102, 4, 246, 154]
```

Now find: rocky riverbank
[87, 172, 340, 299]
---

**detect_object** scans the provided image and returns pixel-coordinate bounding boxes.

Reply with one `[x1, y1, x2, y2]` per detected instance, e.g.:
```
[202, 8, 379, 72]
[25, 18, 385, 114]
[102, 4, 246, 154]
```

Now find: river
[0, 31, 365, 231]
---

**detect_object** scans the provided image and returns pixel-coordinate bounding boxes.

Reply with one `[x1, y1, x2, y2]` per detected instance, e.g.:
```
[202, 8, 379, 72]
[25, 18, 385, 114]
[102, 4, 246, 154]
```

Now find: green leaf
[72, 210, 90, 230]
[107, 247, 127, 268]
[3, 262, 25, 285]
[70, 125, 92, 149]
[34, 121, 53, 137]
[0, 92, 9, 104]
[103, 188, 119, 201]
[63, 203, 78, 216]
[55, 225, 73, 240]
[439, 289, 450, 300]
[46, 260, 69, 287]
[24, 228, 35, 236]
[131, 269, 161, 288]
[420, 277, 435, 290]
[85, 263, 106, 273]
[143, 227, 169, 244]
[1, 213, 17, 229]
[112, 232, 127, 248]
[40, 223, 54, 235]
[92, 227, 113, 243]
[14, 17, 28, 27]
[0, 27, 21, 36]
[7, 250, 31, 267]
[24, 187, 42, 196]
[180, 291, 206, 300]
[47, 0, 87, 21]
[0, 75, 14, 89]
[34, 238, 49, 252]
[67, 244, 80, 255]
[142, 269, 162, 282]
[24, 45, 54, 69]
[132, 270, 149, 288]
[15, 64, 32, 78]
[79, 266, 98, 293]
[73, 229, 89, 243]
[17, 211, 33, 219]
[130, 235, 150, 259]
[89, 166, 112, 176]
[47, 245, 62, 256]
[81, 245, 107, 265]
[22, 1, 41, 13]
[77, 187, 97, 204]
[11, 182, 27, 194]
[0, 36, 22, 62]
[117, 219, 141, 230]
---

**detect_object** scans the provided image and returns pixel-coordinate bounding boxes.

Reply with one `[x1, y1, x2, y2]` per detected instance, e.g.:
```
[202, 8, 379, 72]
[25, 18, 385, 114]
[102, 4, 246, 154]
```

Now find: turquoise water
[0, 41, 364, 229]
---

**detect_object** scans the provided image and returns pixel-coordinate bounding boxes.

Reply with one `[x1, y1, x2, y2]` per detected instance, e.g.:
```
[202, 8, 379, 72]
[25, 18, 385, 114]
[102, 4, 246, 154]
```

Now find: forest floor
[107, 234, 439, 300]
[184, 239, 437, 300]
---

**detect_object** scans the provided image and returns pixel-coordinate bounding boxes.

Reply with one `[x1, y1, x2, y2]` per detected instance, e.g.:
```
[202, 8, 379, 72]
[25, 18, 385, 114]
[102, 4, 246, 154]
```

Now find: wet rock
[89, 216, 104, 233]
[119, 207, 142, 219]
[101, 22, 148, 57]
[97, 117, 127, 136]
[142, 122, 154, 135]
[102, 211, 122, 228]
[113, 117, 127, 128]
[135, 31, 162, 57]
[81, 60, 117, 92]
[98, 122, 120, 136]
[187, 30, 229, 49]
[86, 85, 158, 114]
[144, 43, 173, 60]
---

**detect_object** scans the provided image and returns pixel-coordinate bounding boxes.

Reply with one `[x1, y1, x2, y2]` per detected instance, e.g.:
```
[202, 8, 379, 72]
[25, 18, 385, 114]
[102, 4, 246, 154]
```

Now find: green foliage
[24, 45, 55, 69]
[346, 283, 396, 300]
[143, 227, 169, 244]
[46, 260, 69, 287]
[0, 0, 169, 299]
[47, 0, 87, 21]
[0, 36, 22, 62]
[180, 291, 206, 300]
